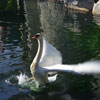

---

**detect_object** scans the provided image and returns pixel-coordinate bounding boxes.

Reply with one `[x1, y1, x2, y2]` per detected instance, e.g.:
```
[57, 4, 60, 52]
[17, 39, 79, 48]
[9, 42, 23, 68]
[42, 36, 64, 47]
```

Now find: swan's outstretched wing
[43, 64, 76, 73]
[43, 61, 100, 74]
[39, 38, 62, 67]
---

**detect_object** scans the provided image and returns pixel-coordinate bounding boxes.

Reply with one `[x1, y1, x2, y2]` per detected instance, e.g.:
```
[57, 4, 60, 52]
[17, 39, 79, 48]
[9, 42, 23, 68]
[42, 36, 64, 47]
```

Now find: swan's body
[30, 33, 100, 88]
[30, 33, 63, 87]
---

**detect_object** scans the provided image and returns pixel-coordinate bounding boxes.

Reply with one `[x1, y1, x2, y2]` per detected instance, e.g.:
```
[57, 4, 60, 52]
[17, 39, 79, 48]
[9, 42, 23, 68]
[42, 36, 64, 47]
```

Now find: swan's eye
[35, 35, 40, 38]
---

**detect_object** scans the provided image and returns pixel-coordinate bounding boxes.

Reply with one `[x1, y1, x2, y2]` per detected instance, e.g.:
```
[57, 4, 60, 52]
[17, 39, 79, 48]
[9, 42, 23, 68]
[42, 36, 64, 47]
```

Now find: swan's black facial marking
[32, 33, 40, 39]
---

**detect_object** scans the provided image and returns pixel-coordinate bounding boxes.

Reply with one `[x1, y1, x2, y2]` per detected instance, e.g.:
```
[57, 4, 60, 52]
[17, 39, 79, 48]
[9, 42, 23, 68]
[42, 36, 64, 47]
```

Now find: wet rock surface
[64, 0, 94, 11]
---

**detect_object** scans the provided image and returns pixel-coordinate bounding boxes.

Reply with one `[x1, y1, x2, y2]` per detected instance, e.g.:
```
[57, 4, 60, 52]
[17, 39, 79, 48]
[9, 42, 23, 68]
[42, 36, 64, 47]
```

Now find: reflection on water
[0, 0, 100, 100]
[0, 23, 23, 74]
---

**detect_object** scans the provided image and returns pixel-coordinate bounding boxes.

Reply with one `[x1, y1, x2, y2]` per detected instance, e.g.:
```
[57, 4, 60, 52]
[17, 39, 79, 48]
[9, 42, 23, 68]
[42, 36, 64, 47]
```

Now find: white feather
[39, 38, 62, 67]
[48, 74, 58, 82]
[43, 61, 100, 74]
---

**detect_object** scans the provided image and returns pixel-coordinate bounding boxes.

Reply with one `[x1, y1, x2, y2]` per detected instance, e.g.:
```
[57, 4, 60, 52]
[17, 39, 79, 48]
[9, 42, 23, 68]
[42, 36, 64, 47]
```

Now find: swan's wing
[75, 61, 100, 74]
[39, 38, 62, 67]
[43, 61, 100, 74]
[43, 64, 76, 73]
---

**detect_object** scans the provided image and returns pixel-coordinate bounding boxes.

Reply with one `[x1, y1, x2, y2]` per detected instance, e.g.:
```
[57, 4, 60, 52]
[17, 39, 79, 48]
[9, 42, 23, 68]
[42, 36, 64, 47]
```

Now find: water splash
[5, 73, 29, 87]
[16, 73, 46, 91]
[5, 75, 18, 85]
[16, 73, 57, 86]
[5, 73, 44, 92]
[16, 73, 29, 87]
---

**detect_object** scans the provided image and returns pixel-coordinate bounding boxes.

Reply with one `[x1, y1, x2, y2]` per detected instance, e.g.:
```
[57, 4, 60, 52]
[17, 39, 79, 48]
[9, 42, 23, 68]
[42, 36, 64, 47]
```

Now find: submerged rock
[64, 0, 94, 12]
[92, 0, 100, 15]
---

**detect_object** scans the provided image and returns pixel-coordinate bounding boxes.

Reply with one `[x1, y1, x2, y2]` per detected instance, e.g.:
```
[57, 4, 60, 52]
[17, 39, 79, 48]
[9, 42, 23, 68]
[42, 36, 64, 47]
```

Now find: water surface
[0, 0, 100, 100]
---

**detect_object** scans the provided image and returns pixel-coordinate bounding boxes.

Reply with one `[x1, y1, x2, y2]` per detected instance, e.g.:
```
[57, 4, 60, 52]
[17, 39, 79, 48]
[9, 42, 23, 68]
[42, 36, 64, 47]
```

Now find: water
[0, 0, 100, 100]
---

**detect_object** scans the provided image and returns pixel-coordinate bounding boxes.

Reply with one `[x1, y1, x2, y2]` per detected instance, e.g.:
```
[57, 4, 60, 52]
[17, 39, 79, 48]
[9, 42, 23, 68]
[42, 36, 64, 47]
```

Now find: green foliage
[0, 0, 17, 12]
[67, 24, 100, 60]
[0, 0, 25, 22]
[6, 0, 17, 11]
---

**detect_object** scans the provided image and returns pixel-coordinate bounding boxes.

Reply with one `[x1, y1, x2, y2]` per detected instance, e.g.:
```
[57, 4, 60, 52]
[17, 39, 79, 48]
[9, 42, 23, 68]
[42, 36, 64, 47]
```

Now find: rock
[64, 0, 94, 12]
[92, 0, 100, 15]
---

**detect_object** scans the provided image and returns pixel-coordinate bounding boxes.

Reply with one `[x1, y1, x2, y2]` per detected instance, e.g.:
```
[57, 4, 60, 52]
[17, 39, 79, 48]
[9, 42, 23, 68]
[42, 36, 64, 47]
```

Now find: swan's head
[32, 33, 42, 40]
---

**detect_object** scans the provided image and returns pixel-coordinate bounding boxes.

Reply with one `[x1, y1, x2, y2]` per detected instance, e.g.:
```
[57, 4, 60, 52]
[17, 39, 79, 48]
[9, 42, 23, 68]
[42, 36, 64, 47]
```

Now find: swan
[29, 33, 100, 88]
[29, 33, 62, 87]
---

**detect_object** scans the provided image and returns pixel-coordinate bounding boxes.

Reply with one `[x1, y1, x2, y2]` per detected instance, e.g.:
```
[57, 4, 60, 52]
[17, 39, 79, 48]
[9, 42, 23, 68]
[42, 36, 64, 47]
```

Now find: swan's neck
[31, 38, 43, 70]
[35, 38, 43, 64]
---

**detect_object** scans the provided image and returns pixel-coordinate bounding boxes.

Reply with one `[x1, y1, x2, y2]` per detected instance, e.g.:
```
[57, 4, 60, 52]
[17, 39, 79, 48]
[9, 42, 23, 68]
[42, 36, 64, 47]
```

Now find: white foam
[17, 73, 29, 86]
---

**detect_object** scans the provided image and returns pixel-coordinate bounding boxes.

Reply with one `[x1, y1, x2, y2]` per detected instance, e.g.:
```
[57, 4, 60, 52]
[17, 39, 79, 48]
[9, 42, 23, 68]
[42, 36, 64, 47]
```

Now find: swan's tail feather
[44, 61, 100, 74]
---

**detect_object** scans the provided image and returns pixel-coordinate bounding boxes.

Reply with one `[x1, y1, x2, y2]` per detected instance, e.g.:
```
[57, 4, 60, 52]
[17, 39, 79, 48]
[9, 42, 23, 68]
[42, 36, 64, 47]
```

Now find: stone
[92, 0, 100, 15]
[64, 0, 95, 12]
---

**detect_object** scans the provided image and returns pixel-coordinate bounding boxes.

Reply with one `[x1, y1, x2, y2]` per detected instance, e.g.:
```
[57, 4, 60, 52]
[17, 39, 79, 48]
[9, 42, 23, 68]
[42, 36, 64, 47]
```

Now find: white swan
[29, 33, 100, 88]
